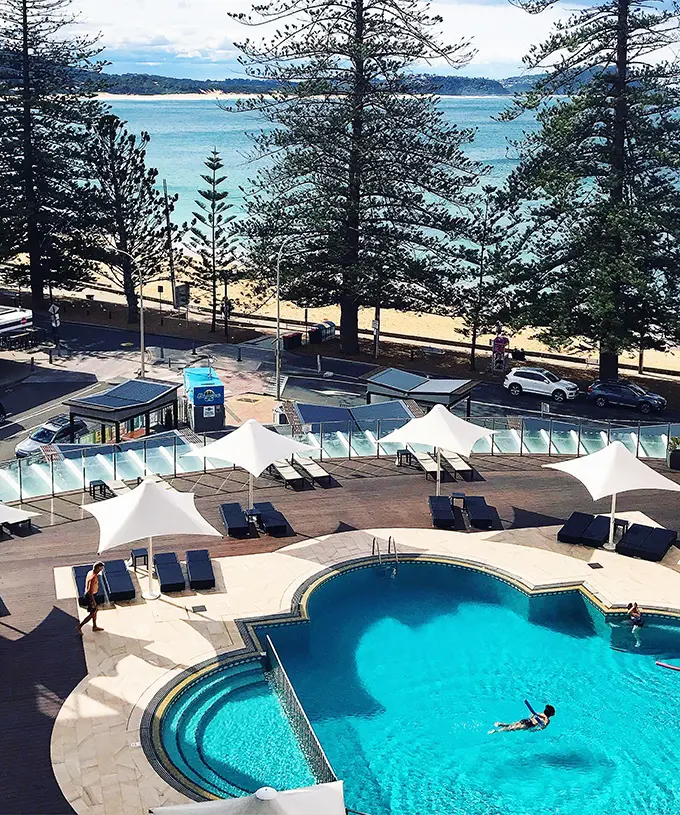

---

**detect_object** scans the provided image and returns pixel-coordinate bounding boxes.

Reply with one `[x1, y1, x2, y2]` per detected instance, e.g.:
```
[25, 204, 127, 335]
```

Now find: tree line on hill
[2, 0, 680, 379]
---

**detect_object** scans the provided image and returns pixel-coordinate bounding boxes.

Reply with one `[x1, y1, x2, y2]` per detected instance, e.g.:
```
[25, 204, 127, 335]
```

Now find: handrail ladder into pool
[371, 536, 383, 563]
[264, 634, 338, 785]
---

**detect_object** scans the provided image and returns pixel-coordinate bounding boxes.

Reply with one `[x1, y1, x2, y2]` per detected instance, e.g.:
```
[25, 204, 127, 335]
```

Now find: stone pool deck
[50, 514, 680, 815]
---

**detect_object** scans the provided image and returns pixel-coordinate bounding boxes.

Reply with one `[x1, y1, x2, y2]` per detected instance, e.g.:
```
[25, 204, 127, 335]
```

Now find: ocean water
[105, 96, 537, 225]
[160, 562, 680, 815]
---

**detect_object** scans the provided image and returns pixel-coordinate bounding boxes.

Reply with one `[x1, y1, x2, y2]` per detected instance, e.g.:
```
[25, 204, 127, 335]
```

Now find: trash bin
[320, 320, 336, 341]
[282, 332, 302, 350]
[308, 324, 324, 344]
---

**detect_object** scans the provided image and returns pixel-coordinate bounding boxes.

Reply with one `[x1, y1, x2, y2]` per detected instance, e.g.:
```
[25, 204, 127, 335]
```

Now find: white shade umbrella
[84, 478, 221, 599]
[149, 782, 346, 814]
[183, 419, 315, 508]
[379, 404, 495, 496]
[0, 502, 39, 525]
[543, 440, 680, 548]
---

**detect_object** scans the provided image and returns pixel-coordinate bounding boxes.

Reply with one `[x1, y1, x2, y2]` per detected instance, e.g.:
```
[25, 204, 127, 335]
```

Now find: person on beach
[77, 562, 105, 634]
[491, 705, 555, 733]
[627, 602, 644, 647]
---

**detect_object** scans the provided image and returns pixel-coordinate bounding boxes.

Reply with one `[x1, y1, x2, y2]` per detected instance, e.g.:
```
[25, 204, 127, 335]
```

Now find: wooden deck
[2, 454, 680, 814]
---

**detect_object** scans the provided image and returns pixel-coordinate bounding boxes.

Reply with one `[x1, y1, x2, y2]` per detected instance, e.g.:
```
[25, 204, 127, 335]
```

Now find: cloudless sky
[71, 0, 571, 80]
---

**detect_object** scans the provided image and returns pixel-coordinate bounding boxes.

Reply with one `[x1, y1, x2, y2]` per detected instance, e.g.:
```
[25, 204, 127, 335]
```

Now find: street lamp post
[275, 236, 297, 401]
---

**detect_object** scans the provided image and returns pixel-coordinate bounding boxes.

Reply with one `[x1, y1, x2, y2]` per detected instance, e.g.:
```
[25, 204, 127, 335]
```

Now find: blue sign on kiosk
[183, 366, 225, 432]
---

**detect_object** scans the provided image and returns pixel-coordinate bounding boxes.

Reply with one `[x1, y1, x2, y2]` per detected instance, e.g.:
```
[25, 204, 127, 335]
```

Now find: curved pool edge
[51, 521, 680, 815]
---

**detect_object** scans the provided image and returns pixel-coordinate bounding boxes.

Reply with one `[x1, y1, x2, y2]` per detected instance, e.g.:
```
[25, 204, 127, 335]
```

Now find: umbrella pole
[143, 536, 160, 601]
[436, 447, 441, 497]
[606, 493, 617, 551]
[249, 472, 254, 511]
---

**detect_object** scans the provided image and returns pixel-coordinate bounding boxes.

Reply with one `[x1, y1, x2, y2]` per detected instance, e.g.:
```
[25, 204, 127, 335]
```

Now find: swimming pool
[153, 562, 680, 814]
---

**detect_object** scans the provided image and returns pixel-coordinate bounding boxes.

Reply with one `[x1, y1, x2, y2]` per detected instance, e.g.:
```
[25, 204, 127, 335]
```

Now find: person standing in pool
[627, 602, 644, 647]
[491, 705, 555, 733]
[77, 562, 105, 634]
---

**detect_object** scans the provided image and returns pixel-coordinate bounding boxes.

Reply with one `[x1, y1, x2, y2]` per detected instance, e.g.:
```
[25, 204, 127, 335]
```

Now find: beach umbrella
[379, 404, 495, 496]
[184, 419, 314, 508]
[84, 478, 221, 600]
[0, 501, 40, 526]
[149, 782, 346, 814]
[543, 440, 680, 548]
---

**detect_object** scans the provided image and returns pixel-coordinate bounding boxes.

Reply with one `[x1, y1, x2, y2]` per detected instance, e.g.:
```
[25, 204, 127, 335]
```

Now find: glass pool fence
[2, 416, 675, 504]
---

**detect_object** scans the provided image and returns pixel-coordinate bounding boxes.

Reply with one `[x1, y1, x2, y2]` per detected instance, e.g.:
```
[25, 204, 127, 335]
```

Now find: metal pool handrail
[264, 634, 337, 785]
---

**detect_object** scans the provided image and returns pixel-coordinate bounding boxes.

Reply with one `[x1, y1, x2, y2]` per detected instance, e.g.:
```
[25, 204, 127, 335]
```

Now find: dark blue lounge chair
[464, 495, 493, 530]
[429, 496, 455, 529]
[103, 559, 135, 602]
[220, 502, 250, 537]
[186, 549, 216, 590]
[579, 515, 610, 547]
[253, 502, 289, 536]
[153, 552, 186, 593]
[557, 512, 595, 544]
[72, 564, 106, 608]
[616, 524, 677, 562]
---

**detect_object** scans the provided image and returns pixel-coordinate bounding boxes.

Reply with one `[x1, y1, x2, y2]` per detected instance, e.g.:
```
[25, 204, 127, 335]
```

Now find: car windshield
[543, 371, 560, 383]
[627, 383, 646, 396]
[29, 427, 55, 444]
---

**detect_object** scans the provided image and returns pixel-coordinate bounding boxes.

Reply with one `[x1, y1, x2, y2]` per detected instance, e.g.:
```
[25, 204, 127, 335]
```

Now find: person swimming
[490, 704, 556, 733]
[627, 602, 644, 647]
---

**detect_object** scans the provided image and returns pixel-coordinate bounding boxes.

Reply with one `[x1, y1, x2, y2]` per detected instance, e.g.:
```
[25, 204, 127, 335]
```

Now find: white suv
[503, 367, 579, 402]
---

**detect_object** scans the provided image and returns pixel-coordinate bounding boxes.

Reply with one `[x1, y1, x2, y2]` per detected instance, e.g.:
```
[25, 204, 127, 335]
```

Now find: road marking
[0, 382, 106, 437]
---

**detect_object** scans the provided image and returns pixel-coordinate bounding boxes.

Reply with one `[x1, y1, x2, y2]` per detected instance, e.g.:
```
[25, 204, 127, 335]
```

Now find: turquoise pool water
[159, 563, 680, 814]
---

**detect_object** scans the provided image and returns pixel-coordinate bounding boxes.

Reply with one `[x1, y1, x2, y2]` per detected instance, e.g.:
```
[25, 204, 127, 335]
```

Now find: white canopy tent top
[543, 440, 680, 547]
[379, 404, 495, 495]
[84, 478, 221, 598]
[0, 502, 39, 525]
[149, 782, 346, 815]
[183, 419, 315, 507]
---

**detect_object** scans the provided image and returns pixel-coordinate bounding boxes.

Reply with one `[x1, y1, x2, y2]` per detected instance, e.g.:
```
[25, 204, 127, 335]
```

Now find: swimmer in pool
[490, 705, 555, 733]
[627, 602, 644, 647]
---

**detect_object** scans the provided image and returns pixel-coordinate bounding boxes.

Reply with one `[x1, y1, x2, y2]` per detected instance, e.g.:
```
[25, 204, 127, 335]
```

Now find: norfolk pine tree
[503, 0, 680, 379]
[186, 149, 240, 335]
[230, 0, 482, 354]
[0, 0, 105, 308]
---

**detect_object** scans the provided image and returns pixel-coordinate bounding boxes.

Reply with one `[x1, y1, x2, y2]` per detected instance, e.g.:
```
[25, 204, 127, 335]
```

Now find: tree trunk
[21, 0, 43, 311]
[599, 349, 619, 381]
[340, 296, 360, 355]
[122, 259, 138, 323]
[470, 324, 478, 371]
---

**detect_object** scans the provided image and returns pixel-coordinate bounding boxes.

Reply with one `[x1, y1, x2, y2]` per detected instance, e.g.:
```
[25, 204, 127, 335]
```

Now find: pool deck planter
[51, 515, 680, 815]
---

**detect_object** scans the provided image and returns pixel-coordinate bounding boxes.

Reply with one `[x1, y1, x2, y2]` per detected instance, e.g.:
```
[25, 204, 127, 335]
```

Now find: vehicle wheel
[639, 402, 652, 415]
[508, 383, 522, 396]
[552, 389, 566, 402]
[595, 396, 608, 408]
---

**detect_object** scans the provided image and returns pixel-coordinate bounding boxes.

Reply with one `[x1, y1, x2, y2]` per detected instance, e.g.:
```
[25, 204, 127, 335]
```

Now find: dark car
[586, 379, 667, 414]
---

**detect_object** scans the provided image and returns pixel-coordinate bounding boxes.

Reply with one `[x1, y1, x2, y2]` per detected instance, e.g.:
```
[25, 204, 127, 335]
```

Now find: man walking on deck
[77, 562, 105, 633]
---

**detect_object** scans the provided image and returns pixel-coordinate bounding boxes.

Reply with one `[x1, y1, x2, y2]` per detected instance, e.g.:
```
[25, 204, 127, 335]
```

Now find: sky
[71, 0, 571, 80]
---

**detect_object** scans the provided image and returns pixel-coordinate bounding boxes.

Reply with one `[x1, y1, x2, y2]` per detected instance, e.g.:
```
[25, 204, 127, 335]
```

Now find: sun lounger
[294, 455, 331, 486]
[103, 559, 136, 602]
[186, 549, 216, 590]
[440, 450, 474, 481]
[557, 512, 595, 544]
[107, 479, 131, 496]
[410, 450, 439, 481]
[616, 524, 677, 562]
[219, 502, 250, 537]
[579, 515, 611, 547]
[252, 501, 289, 536]
[153, 552, 186, 593]
[429, 496, 456, 529]
[269, 459, 305, 489]
[72, 564, 107, 608]
[464, 495, 493, 529]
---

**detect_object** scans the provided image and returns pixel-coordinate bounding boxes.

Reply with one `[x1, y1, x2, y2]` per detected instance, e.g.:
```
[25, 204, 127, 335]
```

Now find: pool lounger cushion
[579, 515, 610, 547]
[429, 496, 456, 530]
[557, 512, 595, 544]
[294, 455, 331, 486]
[103, 559, 136, 602]
[464, 495, 493, 529]
[73, 564, 107, 608]
[153, 552, 186, 593]
[186, 549, 216, 590]
[219, 502, 250, 537]
[616, 524, 677, 562]
[253, 501, 289, 536]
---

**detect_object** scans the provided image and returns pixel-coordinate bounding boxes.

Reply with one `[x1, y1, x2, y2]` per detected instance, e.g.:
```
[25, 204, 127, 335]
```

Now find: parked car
[15, 414, 88, 458]
[586, 379, 667, 414]
[503, 367, 580, 402]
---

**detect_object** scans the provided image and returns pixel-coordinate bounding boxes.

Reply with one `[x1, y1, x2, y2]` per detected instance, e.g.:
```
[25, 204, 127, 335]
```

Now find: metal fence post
[348, 422, 352, 459]
[520, 417, 524, 455]
[143, 438, 148, 470]
[203, 435, 207, 474]
[548, 419, 553, 456]
[607, 423, 612, 445]
[319, 423, 324, 462]
[636, 422, 641, 458]
[577, 423, 582, 456]
[18, 458, 23, 502]
[491, 418, 496, 455]
[376, 420, 381, 458]
[50, 458, 55, 497]
[173, 436, 177, 477]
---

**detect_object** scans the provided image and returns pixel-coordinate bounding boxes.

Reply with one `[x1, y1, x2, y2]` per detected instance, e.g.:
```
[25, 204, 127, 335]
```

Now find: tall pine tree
[0, 0, 105, 308]
[186, 149, 239, 335]
[503, 0, 680, 379]
[230, 0, 481, 354]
